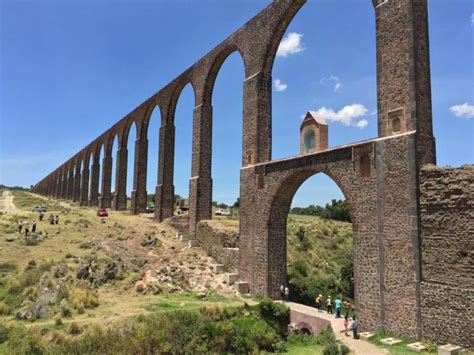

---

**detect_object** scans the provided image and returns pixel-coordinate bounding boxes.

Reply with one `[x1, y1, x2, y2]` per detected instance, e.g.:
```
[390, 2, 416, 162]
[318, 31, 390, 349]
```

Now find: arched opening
[211, 51, 245, 214]
[269, 171, 355, 313]
[87, 152, 94, 202]
[271, 1, 377, 159]
[146, 106, 161, 210]
[126, 122, 138, 210]
[98, 144, 105, 202]
[110, 134, 119, 207]
[173, 83, 194, 213]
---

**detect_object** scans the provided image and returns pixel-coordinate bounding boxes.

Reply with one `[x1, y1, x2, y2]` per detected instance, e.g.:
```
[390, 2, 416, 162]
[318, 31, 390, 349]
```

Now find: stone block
[234, 281, 249, 294]
[179, 234, 190, 241]
[406, 342, 426, 353]
[212, 264, 224, 273]
[359, 332, 375, 341]
[438, 344, 463, 355]
[188, 240, 198, 248]
[380, 338, 402, 346]
[226, 273, 239, 285]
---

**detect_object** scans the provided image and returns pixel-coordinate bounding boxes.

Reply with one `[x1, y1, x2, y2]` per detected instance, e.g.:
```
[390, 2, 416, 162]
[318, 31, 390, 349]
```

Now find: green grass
[368, 331, 437, 354]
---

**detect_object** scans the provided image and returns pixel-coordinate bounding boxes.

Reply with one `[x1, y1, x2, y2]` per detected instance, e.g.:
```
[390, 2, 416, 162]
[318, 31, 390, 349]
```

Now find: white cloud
[320, 76, 343, 92]
[314, 104, 369, 127]
[277, 32, 305, 58]
[471, 13, 474, 26]
[450, 103, 474, 119]
[273, 79, 288, 92]
[356, 119, 369, 129]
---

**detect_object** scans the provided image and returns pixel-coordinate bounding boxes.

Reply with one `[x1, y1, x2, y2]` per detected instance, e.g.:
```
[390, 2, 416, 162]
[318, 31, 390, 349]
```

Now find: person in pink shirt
[344, 315, 349, 336]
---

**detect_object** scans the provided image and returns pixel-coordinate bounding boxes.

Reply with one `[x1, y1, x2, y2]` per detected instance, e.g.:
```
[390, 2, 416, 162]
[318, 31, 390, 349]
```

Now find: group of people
[17, 213, 59, 238]
[48, 214, 60, 225]
[281, 286, 359, 340]
[18, 220, 37, 236]
[315, 294, 358, 339]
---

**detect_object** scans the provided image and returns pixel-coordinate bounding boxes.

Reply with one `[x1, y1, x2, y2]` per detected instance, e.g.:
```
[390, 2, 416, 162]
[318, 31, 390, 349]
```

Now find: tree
[233, 198, 240, 208]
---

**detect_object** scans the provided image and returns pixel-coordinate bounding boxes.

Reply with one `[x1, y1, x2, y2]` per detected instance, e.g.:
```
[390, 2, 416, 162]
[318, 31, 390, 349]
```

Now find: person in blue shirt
[335, 297, 342, 318]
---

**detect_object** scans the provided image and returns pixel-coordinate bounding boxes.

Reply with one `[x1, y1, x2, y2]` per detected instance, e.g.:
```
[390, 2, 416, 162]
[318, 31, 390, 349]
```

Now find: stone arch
[203, 45, 248, 104]
[141, 102, 161, 139]
[265, 167, 360, 302]
[168, 79, 197, 123]
[120, 118, 139, 149]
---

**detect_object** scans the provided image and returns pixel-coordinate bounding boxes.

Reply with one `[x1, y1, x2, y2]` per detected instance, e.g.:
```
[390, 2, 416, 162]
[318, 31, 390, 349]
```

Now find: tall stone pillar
[374, 0, 435, 165]
[67, 168, 74, 200]
[60, 173, 67, 199]
[239, 70, 272, 293]
[99, 154, 113, 208]
[89, 158, 100, 206]
[155, 123, 175, 221]
[73, 165, 81, 202]
[131, 138, 148, 214]
[80, 165, 90, 206]
[113, 147, 128, 210]
[188, 103, 213, 236]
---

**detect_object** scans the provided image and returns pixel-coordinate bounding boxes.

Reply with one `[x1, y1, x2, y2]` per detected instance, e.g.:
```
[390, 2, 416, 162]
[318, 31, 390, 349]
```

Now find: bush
[69, 322, 82, 335]
[0, 323, 9, 344]
[55, 317, 63, 326]
[323, 342, 340, 355]
[0, 301, 12, 315]
[258, 298, 290, 336]
[61, 305, 72, 318]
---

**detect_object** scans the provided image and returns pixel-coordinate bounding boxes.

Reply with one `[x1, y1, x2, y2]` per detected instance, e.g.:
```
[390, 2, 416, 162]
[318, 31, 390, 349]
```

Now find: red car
[97, 208, 108, 217]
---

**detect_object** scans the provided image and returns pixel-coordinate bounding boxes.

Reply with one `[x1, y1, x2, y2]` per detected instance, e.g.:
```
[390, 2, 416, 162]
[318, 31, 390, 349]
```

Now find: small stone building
[300, 111, 328, 155]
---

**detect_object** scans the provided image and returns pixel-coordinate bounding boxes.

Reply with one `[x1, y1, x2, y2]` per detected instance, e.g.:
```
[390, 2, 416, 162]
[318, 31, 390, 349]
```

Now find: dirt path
[0, 190, 18, 213]
[287, 302, 388, 355]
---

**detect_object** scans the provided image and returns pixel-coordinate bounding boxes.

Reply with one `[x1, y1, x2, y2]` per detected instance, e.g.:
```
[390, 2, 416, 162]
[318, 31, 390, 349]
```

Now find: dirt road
[0, 190, 17, 213]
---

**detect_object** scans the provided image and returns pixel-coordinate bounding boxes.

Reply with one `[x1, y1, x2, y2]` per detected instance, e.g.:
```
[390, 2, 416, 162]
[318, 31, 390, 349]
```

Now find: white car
[215, 209, 231, 216]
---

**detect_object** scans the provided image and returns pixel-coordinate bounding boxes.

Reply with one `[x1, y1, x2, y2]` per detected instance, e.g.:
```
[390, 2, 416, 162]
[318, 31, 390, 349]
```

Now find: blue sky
[1, 0, 473, 207]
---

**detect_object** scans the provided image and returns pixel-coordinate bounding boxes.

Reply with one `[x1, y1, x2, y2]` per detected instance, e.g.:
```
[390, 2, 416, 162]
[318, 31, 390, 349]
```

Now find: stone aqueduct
[32, 0, 473, 347]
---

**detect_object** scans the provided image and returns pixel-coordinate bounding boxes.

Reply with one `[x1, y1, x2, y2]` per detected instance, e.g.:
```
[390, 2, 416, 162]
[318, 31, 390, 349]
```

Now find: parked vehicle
[175, 198, 189, 212]
[32, 205, 47, 213]
[215, 209, 232, 217]
[145, 205, 155, 213]
[97, 208, 108, 217]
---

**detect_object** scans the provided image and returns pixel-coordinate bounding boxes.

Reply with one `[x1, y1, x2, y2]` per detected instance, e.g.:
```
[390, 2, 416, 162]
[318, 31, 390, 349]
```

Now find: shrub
[69, 322, 82, 335]
[7, 278, 22, 294]
[258, 298, 290, 336]
[61, 305, 72, 318]
[0, 301, 12, 315]
[55, 317, 63, 326]
[0, 323, 9, 344]
[340, 344, 350, 355]
[323, 342, 340, 355]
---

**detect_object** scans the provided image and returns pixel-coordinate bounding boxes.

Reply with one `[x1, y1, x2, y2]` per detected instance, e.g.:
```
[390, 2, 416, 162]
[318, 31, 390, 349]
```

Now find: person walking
[24, 222, 30, 237]
[284, 286, 290, 302]
[54, 215, 59, 225]
[326, 296, 333, 314]
[351, 316, 359, 339]
[48, 214, 54, 225]
[32, 221, 37, 233]
[280, 285, 285, 300]
[39, 212, 44, 221]
[18, 221, 23, 235]
[344, 301, 351, 318]
[344, 315, 350, 336]
[335, 296, 342, 318]
[315, 294, 323, 312]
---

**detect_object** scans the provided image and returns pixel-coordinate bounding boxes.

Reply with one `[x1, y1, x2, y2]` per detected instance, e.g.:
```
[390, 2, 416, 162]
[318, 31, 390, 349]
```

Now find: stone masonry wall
[196, 220, 239, 272]
[419, 165, 474, 348]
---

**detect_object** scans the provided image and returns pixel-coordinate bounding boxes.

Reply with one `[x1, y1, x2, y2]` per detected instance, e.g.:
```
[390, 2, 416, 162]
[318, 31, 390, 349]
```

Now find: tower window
[304, 130, 316, 152]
